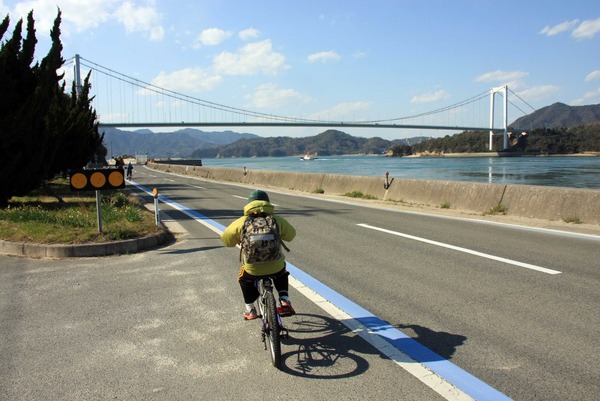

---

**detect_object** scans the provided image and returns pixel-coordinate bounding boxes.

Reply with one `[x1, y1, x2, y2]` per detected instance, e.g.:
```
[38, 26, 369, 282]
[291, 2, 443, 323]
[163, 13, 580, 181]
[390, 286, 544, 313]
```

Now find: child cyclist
[221, 190, 296, 320]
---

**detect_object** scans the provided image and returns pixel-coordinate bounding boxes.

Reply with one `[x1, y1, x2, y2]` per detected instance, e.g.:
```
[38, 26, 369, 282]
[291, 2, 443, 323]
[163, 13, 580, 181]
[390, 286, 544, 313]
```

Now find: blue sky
[2, 0, 600, 140]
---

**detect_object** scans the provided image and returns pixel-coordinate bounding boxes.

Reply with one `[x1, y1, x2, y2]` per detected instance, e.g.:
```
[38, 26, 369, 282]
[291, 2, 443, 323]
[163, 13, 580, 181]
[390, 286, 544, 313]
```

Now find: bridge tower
[489, 85, 508, 151]
[74, 54, 83, 97]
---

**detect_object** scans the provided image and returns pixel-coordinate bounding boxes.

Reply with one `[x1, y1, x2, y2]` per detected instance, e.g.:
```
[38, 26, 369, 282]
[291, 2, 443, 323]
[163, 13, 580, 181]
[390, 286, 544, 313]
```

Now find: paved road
[2, 166, 599, 400]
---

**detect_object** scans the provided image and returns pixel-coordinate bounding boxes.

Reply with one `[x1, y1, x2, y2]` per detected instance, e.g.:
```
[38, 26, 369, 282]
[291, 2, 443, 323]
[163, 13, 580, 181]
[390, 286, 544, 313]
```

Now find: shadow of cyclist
[396, 323, 467, 360]
[278, 313, 373, 378]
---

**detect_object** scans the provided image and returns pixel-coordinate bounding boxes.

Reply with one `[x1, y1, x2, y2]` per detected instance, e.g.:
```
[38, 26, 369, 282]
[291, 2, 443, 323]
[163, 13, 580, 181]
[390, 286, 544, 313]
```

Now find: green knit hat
[248, 189, 270, 203]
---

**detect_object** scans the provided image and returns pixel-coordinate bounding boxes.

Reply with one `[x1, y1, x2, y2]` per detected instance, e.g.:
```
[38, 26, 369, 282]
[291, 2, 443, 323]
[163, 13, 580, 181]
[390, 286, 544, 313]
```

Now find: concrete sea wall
[148, 162, 600, 225]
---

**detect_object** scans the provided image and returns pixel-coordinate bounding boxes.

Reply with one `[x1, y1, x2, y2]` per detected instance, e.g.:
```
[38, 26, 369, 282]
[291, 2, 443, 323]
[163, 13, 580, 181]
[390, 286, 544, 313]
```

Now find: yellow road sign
[69, 168, 125, 191]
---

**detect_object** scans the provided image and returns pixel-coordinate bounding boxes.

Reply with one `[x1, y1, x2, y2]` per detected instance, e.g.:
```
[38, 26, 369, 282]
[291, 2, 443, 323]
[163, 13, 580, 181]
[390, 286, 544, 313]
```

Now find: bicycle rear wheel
[263, 290, 281, 368]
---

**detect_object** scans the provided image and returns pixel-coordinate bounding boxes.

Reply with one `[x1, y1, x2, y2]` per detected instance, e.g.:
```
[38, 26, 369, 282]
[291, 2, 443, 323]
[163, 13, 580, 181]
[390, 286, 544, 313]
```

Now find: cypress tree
[0, 10, 103, 207]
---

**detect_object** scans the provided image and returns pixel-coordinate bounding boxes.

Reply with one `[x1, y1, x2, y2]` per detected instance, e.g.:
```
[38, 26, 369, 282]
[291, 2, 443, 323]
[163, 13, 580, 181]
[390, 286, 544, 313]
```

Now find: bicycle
[255, 276, 289, 369]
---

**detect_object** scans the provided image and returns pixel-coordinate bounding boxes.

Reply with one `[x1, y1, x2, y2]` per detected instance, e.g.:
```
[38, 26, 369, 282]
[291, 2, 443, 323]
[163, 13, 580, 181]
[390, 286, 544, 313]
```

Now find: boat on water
[300, 152, 318, 161]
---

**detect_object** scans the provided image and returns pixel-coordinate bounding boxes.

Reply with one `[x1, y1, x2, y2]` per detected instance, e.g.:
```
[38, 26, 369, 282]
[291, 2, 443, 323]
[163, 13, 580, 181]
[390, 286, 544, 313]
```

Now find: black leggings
[238, 266, 289, 304]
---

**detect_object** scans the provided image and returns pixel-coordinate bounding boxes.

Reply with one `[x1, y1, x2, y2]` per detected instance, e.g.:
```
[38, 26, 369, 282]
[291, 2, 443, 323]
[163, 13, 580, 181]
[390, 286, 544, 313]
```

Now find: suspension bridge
[65, 55, 536, 150]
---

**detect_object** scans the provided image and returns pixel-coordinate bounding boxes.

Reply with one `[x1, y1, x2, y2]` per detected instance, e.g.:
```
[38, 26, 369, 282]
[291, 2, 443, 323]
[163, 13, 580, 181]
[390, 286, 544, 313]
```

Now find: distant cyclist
[126, 162, 133, 180]
[221, 190, 296, 320]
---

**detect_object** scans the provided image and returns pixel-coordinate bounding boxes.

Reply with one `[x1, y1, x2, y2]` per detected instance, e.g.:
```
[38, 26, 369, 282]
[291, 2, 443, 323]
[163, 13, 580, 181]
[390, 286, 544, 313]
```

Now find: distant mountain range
[101, 126, 428, 158]
[100, 102, 600, 158]
[190, 130, 430, 158]
[101, 128, 258, 158]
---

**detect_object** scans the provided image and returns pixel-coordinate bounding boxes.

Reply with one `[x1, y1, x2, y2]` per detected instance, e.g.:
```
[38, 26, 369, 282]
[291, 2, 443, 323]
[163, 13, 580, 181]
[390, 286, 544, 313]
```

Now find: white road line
[358, 223, 562, 275]
[187, 184, 206, 189]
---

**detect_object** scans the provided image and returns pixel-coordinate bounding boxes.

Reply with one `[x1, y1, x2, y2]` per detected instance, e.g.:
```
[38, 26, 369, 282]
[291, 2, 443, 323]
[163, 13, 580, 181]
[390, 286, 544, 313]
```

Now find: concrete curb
[150, 162, 600, 225]
[0, 230, 174, 258]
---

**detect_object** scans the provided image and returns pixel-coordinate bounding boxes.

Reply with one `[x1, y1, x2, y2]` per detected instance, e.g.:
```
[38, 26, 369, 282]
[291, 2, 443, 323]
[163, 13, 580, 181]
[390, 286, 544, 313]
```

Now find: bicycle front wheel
[264, 290, 281, 369]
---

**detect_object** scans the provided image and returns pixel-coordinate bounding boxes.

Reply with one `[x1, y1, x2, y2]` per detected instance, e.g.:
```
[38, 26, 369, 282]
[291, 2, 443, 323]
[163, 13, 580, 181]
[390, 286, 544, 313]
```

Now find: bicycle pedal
[280, 327, 289, 339]
[277, 307, 293, 317]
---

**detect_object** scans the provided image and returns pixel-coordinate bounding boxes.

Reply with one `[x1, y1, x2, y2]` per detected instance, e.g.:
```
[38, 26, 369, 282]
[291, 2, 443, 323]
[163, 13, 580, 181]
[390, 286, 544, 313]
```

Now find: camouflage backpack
[240, 213, 287, 263]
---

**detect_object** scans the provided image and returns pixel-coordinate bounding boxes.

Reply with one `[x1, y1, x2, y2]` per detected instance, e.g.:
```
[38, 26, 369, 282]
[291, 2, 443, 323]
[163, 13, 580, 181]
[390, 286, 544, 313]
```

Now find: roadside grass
[562, 216, 582, 224]
[0, 179, 160, 244]
[484, 203, 508, 215]
[344, 190, 378, 200]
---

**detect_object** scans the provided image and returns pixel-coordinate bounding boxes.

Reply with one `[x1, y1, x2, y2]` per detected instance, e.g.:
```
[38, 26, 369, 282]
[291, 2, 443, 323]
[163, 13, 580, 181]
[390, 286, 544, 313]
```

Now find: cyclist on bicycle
[221, 190, 296, 320]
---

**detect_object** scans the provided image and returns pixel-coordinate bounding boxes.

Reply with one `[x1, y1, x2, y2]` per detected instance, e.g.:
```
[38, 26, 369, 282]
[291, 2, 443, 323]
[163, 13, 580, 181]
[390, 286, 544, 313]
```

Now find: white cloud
[352, 51, 367, 59]
[475, 70, 528, 84]
[113, 0, 164, 41]
[245, 83, 309, 109]
[411, 90, 450, 104]
[151, 67, 223, 92]
[515, 85, 560, 101]
[9, 0, 164, 40]
[539, 19, 579, 36]
[0, 2, 9, 17]
[194, 28, 231, 47]
[475, 70, 529, 89]
[308, 101, 371, 120]
[585, 70, 600, 81]
[213, 40, 288, 76]
[239, 27, 259, 41]
[11, 0, 116, 35]
[539, 17, 600, 40]
[307, 51, 341, 63]
[572, 17, 600, 39]
[572, 87, 600, 105]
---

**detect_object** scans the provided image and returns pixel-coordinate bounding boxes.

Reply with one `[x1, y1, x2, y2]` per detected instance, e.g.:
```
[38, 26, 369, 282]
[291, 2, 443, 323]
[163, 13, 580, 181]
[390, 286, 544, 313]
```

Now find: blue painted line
[131, 180, 511, 401]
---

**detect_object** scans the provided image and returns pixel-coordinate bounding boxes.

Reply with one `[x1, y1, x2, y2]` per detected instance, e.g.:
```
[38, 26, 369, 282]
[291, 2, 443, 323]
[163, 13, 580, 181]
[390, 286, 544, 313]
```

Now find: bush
[344, 191, 377, 200]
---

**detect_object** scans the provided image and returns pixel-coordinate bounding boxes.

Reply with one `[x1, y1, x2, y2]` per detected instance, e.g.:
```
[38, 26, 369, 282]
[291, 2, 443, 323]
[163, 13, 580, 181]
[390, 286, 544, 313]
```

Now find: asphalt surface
[1, 166, 599, 400]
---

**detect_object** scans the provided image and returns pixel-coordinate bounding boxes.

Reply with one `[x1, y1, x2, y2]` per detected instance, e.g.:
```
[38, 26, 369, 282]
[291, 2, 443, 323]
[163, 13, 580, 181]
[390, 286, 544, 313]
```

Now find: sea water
[201, 155, 600, 190]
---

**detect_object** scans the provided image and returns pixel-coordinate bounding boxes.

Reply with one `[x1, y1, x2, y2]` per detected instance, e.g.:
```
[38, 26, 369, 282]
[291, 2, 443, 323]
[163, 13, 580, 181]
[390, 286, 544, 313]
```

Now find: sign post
[95, 190, 103, 233]
[153, 188, 160, 226]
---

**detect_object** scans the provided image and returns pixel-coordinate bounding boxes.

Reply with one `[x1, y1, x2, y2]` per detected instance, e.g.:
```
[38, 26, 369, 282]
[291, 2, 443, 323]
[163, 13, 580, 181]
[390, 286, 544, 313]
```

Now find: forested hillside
[190, 130, 401, 158]
[511, 102, 600, 130]
[388, 123, 600, 156]
[101, 128, 258, 158]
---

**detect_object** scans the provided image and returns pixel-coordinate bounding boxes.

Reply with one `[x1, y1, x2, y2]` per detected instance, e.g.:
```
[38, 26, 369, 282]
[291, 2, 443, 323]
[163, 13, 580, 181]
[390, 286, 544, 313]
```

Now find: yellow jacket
[220, 200, 296, 276]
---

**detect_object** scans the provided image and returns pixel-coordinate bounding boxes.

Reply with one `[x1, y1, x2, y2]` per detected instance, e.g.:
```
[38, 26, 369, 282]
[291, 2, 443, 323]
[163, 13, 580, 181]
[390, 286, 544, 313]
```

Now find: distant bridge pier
[489, 85, 509, 151]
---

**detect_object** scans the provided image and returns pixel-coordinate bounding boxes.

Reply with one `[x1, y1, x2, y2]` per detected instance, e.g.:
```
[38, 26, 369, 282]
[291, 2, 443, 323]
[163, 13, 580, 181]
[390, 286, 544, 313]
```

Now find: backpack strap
[239, 215, 251, 262]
